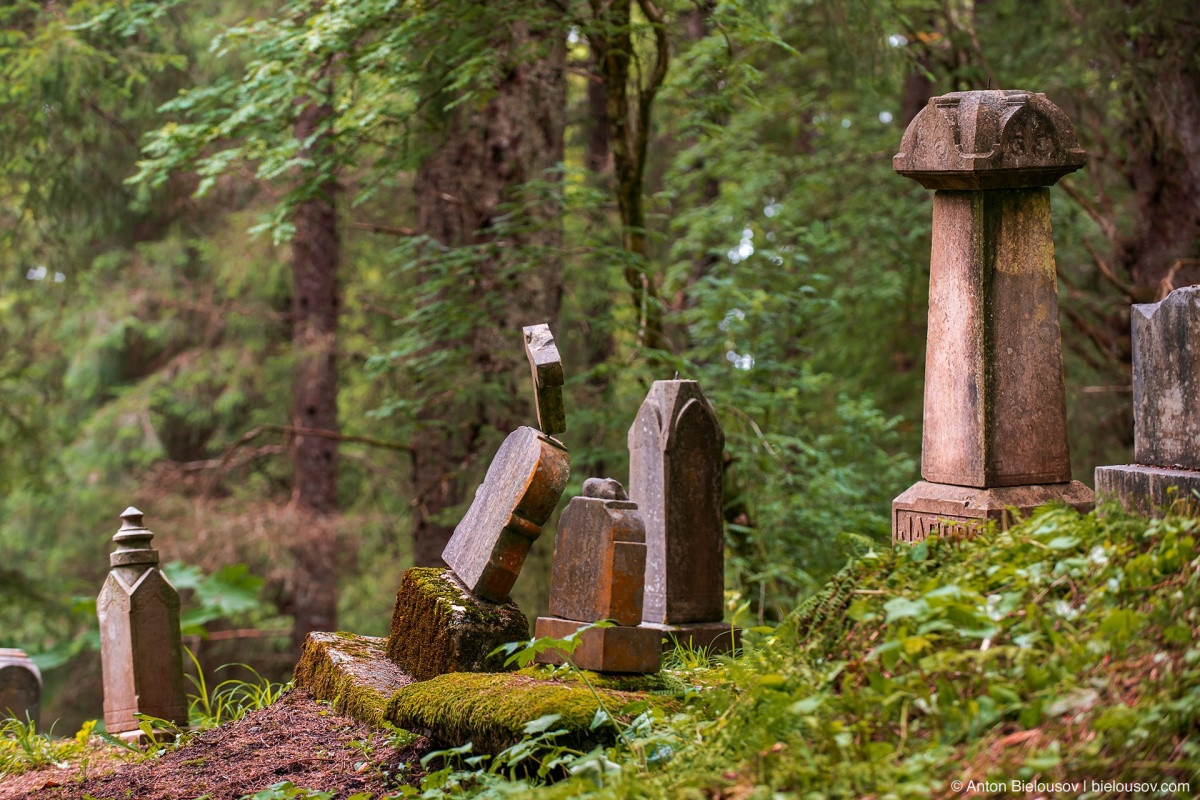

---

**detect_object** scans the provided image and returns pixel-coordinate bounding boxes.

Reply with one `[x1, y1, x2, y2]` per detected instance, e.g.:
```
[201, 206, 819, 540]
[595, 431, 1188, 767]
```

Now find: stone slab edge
[1095, 464, 1200, 517]
[294, 631, 414, 726]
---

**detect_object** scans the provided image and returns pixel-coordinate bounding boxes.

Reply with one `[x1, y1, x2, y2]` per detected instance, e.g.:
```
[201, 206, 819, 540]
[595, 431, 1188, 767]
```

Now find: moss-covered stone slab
[385, 672, 674, 754]
[293, 631, 413, 725]
[385, 567, 529, 681]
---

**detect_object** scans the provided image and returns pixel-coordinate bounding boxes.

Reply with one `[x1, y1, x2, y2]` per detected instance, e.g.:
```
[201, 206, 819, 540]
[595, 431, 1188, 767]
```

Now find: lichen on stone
[385, 567, 529, 681]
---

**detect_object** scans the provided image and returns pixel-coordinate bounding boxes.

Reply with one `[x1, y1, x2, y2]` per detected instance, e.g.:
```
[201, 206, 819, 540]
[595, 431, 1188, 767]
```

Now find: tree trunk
[286, 80, 340, 652]
[410, 7, 567, 567]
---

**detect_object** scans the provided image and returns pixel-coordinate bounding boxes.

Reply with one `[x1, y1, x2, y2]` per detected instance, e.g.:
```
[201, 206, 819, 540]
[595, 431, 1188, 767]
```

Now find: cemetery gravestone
[890, 90, 1094, 542]
[629, 380, 737, 652]
[535, 478, 661, 673]
[523, 323, 566, 435]
[97, 507, 188, 735]
[0, 649, 41, 730]
[1096, 287, 1200, 513]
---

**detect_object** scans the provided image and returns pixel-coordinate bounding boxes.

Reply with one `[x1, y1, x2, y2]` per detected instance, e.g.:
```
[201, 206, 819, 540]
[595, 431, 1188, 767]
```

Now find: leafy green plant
[185, 648, 288, 729]
[0, 717, 93, 775]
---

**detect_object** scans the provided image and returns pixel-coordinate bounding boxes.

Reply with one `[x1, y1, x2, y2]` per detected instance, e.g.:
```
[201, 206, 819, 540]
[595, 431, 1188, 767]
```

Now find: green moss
[385, 568, 529, 681]
[293, 632, 411, 726]
[386, 672, 672, 754]
[516, 665, 687, 695]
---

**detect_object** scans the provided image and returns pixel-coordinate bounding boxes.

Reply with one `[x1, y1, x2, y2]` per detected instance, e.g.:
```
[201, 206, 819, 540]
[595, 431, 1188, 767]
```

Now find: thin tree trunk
[286, 74, 340, 651]
[410, 6, 567, 566]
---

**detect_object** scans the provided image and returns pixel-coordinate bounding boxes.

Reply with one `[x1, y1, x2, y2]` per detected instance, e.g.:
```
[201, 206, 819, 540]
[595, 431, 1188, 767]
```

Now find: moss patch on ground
[385, 567, 529, 681]
[292, 631, 413, 725]
[515, 664, 687, 695]
[385, 671, 675, 754]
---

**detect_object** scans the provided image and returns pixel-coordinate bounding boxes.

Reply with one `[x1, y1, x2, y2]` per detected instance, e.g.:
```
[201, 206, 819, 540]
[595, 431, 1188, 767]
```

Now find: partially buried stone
[523, 323, 566, 435]
[97, 507, 188, 735]
[442, 426, 570, 603]
[385, 567, 529, 681]
[0, 649, 41, 730]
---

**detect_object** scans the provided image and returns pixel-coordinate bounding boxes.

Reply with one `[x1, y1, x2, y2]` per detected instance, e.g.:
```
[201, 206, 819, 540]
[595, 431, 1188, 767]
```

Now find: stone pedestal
[1096, 287, 1200, 515]
[0, 649, 41, 730]
[386, 567, 529, 681]
[97, 507, 188, 734]
[629, 381, 737, 652]
[441, 426, 570, 603]
[533, 618, 662, 674]
[891, 90, 1094, 541]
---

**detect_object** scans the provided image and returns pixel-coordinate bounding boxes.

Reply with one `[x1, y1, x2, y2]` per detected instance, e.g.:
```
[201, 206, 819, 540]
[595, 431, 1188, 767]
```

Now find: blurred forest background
[1, 0, 1196, 730]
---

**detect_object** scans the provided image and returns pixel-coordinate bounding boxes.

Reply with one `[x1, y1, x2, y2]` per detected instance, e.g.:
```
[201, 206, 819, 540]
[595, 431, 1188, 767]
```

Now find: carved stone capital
[894, 90, 1086, 190]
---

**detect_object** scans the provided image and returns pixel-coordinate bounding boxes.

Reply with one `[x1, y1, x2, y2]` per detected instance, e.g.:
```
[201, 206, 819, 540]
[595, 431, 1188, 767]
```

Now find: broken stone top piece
[523, 323, 566, 435]
[110, 506, 159, 569]
[582, 477, 628, 501]
[894, 90, 1086, 190]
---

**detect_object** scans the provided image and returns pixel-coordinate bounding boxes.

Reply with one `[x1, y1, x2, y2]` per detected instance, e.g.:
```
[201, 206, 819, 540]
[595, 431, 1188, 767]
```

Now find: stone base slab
[1095, 464, 1200, 516]
[386, 568, 529, 682]
[533, 617, 661, 673]
[892, 480, 1095, 543]
[294, 632, 413, 726]
[640, 620, 740, 655]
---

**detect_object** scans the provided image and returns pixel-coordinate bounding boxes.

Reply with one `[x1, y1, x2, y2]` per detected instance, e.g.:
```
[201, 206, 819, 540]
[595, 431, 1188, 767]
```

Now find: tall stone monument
[535, 478, 661, 673]
[0, 649, 41, 729]
[891, 90, 1094, 542]
[97, 507, 188, 735]
[1096, 287, 1200, 514]
[629, 380, 736, 651]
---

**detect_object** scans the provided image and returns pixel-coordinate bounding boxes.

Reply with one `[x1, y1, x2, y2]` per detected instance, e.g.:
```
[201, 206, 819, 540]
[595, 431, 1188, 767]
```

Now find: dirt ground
[0, 689, 430, 800]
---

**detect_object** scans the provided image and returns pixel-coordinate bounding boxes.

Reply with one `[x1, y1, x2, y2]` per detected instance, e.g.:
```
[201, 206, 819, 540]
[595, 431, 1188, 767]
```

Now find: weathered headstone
[523, 323, 566, 435]
[890, 90, 1095, 542]
[1096, 287, 1200, 514]
[441, 426, 571, 603]
[629, 380, 737, 652]
[97, 507, 188, 735]
[535, 478, 661, 673]
[0, 649, 41, 730]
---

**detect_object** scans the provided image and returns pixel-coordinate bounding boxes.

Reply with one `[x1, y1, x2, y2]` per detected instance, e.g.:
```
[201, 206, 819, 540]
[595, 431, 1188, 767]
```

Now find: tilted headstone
[535, 478, 660, 673]
[0, 649, 41, 730]
[1096, 287, 1200, 514]
[523, 323, 566, 435]
[98, 507, 188, 735]
[628, 380, 737, 652]
[890, 90, 1094, 542]
[441, 426, 571, 603]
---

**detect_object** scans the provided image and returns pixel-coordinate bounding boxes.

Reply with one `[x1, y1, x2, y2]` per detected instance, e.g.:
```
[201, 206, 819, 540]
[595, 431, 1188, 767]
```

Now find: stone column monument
[1096, 287, 1200, 514]
[891, 90, 1094, 542]
[97, 507, 188, 735]
[629, 380, 737, 651]
[0, 649, 41, 729]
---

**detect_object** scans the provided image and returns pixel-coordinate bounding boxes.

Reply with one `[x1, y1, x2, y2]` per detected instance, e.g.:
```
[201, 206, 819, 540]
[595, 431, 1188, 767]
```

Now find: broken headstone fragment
[890, 90, 1094, 542]
[97, 507, 188, 735]
[523, 323, 566, 435]
[1096, 286, 1200, 514]
[0, 649, 41, 730]
[628, 380, 738, 653]
[441, 426, 570, 603]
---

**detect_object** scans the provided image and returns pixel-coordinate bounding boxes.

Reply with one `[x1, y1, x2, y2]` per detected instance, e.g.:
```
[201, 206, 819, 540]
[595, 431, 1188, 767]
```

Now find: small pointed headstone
[441, 427, 570, 603]
[1096, 287, 1200, 513]
[97, 507, 188, 735]
[523, 323, 566, 435]
[628, 380, 737, 652]
[535, 478, 661, 673]
[0, 649, 41, 730]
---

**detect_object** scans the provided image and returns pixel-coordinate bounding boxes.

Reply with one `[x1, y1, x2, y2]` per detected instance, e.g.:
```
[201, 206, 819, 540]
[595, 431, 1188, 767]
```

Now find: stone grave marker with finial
[890, 89, 1094, 542]
[97, 507, 188, 735]
[0, 649, 41, 730]
[535, 478, 661, 673]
